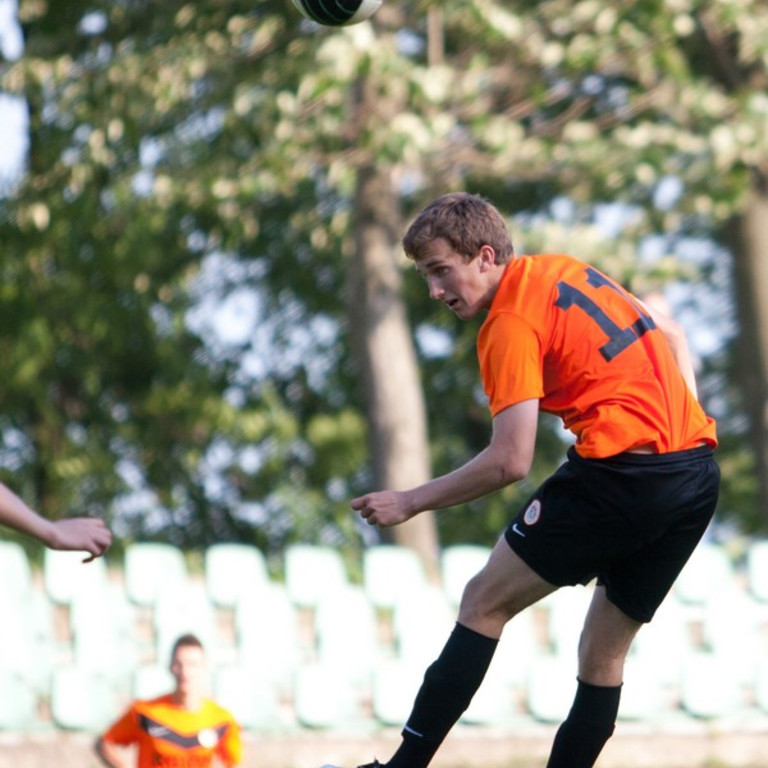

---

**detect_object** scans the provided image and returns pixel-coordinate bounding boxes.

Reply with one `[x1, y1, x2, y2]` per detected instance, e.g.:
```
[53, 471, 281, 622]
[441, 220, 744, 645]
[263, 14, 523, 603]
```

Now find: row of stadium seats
[1, 539, 768, 734]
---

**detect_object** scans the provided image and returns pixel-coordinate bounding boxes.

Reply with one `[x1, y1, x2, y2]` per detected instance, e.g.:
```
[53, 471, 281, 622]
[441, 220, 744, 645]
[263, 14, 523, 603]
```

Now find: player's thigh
[458, 534, 556, 635]
[578, 586, 642, 685]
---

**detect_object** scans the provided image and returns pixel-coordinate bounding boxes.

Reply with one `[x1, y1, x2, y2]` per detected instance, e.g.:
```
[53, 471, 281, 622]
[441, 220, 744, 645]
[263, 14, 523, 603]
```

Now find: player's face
[170, 645, 207, 698]
[415, 238, 496, 319]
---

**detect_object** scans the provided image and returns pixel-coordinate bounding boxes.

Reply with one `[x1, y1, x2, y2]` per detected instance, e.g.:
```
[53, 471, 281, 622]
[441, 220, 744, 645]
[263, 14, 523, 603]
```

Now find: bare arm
[0, 483, 111, 562]
[642, 300, 699, 400]
[351, 399, 539, 527]
[93, 737, 133, 768]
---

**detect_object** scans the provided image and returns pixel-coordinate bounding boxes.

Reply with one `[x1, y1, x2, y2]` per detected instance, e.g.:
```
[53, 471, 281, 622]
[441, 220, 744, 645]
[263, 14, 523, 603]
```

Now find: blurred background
[0, 0, 767, 765]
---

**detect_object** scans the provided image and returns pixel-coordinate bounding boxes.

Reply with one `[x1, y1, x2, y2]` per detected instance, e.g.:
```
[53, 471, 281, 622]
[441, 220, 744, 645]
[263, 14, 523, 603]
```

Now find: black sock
[386, 623, 498, 768]
[545, 678, 622, 768]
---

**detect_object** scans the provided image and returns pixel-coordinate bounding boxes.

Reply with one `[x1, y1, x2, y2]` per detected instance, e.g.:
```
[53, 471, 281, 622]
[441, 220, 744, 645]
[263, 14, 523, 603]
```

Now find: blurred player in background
[325, 192, 719, 768]
[95, 633, 242, 768]
[0, 481, 111, 560]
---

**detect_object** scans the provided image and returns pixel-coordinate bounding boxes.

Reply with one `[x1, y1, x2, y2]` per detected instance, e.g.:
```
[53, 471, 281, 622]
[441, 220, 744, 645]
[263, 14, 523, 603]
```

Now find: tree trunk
[348, 165, 441, 581]
[726, 169, 768, 525]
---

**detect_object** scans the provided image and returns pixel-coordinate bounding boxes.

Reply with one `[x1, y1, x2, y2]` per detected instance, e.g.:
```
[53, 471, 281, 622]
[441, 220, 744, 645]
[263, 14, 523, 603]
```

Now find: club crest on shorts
[523, 499, 542, 525]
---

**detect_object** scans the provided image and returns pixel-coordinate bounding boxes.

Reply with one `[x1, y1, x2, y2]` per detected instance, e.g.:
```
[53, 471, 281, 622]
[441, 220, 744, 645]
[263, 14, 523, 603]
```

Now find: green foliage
[0, 0, 765, 561]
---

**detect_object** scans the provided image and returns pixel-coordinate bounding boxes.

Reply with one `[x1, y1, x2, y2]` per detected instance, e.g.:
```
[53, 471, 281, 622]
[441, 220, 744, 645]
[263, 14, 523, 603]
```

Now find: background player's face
[170, 644, 207, 698]
[415, 238, 496, 319]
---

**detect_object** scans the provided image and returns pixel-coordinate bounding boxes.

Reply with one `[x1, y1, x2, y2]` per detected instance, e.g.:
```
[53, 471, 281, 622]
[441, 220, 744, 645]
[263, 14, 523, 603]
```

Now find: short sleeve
[216, 716, 243, 766]
[478, 312, 545, 416]
[101, 707, 140, 746]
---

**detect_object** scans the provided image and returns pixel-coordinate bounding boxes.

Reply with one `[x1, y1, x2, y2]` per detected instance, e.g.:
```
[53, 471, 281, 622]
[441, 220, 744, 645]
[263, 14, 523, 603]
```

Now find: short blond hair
[402, 193, 514, 264]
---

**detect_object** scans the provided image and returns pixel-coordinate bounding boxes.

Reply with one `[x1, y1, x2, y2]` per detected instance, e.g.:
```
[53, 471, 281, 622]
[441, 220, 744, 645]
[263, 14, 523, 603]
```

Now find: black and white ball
[290, 0, 382, 26]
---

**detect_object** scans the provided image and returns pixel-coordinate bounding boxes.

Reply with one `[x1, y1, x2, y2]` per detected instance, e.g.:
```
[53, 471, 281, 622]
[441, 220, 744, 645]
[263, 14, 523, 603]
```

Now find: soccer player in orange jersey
[95, 634, 242, 768]
[325, 193, 719, 768]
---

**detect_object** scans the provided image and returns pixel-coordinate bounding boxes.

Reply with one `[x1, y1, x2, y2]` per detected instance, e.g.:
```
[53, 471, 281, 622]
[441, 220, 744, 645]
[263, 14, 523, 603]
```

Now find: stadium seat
[630, 598, 691, 687]
[746, 539, 768, 602]
[0, 669, 40, 730]
[441, 544, 492, 608]
[543, 586, 593, 658]
[70, 581, 138, 687]
[701, 586, 763, 686]
[293, 662, 367, 730]
[392, 584, 455, 667]
[153, 581, 218, 666]
[487, 610, 541, 688]
[363, 545, 428, 611]
[0, 589, 55, 695]
[213, 665, 284, 732]
[237, 583, 301, 695]
[617, 656, 667, 722]
[0, 541, 33, 600]
[314, 584, 380, 690]
[371, 659, 422, 726]
[525, 655, 578, 723]
[673, 541, 735, 606]
[284, 544, 348, 609]
[679, 651, 743, 719]
[132, 664, 175, 700]
[124, 542, 187, 607]
[205, 543, 270, 608]
[50, 667, 120, 732]
[43, 548, 108, 605]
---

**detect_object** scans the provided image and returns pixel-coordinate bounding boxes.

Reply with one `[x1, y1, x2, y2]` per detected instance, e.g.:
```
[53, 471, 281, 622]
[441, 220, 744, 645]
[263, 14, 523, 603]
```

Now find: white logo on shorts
[523, 499, 542, 526]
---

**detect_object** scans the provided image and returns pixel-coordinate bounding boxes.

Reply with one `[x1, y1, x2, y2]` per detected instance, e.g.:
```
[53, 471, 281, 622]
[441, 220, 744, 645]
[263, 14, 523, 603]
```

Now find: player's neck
[173, 690, 204, 711]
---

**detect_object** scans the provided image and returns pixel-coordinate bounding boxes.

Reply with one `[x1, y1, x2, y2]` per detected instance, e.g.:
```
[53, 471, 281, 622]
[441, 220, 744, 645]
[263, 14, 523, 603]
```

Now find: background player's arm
[352, 398, 539, 527]
[640, 300, 699, 400]
[0, 483, 111, 561]
[93, 737, 134, 768]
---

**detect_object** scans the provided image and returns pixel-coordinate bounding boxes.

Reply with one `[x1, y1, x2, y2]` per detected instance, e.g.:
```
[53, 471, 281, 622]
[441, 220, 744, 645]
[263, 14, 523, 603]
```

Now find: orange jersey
[477, 254, 717, 458]
[102, 694, 242, 768]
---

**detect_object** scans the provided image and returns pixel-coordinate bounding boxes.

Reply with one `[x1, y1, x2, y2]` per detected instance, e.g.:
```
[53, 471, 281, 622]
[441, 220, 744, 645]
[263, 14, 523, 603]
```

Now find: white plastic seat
[50, 667, 120, 732]
[205, 543, 269, 608]
[132, 664, 175, 700]
[543, 586, 593, 658]
[630, 598, 692, 686]
[70, 581, 138, 686]
[213, 664, 283, 731]
[371, 659, 422, 726]
[746, 540, 768, 602]
[392, 584, 455, 667]
[315, 584, 379, 689]
[43, 548, 108, 605]
[679, 651, 743, 719]
[525, 655, 578, 723]
[0, 669, 39, 730]
[673, 542, 735, 605]
[237, 583, 301, 694]
[153, 581, 217, 665]
[618, 656, 668, 722]
[363, 545, 428, 611]
[284, 544, 348, 609]
[0, 541, 33, 600]
[124, 543, 187, 607]
[440, 544, 492, 608]
[293, 662, 364, 729]
[701, 586, 763, 686]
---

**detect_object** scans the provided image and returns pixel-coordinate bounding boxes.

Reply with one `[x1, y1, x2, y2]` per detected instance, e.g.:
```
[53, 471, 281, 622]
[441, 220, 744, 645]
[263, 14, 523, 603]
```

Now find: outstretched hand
[351, 490, 413, 528]
[48, 517, 113, 562]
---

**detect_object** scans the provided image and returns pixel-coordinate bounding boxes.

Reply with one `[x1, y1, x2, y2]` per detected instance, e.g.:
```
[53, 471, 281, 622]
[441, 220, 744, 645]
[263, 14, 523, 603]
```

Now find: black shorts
[504, 445, 720, 623]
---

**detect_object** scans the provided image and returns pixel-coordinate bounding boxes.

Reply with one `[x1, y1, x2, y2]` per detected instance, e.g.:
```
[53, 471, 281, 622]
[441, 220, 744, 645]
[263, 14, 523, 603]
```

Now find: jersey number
[555, 268, 656, 362]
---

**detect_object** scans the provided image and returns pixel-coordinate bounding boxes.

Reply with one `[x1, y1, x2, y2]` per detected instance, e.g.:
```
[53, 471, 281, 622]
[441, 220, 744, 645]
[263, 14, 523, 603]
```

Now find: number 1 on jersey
[555, 268, 656, 362]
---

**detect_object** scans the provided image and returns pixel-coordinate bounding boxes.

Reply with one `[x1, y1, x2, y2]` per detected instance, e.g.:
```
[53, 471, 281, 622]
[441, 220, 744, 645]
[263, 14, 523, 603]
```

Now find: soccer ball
[290, 0, 383, 26]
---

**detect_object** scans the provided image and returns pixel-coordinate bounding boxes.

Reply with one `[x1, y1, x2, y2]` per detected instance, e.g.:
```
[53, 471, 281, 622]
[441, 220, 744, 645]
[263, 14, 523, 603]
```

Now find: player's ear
[477, 244, 496, 270]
